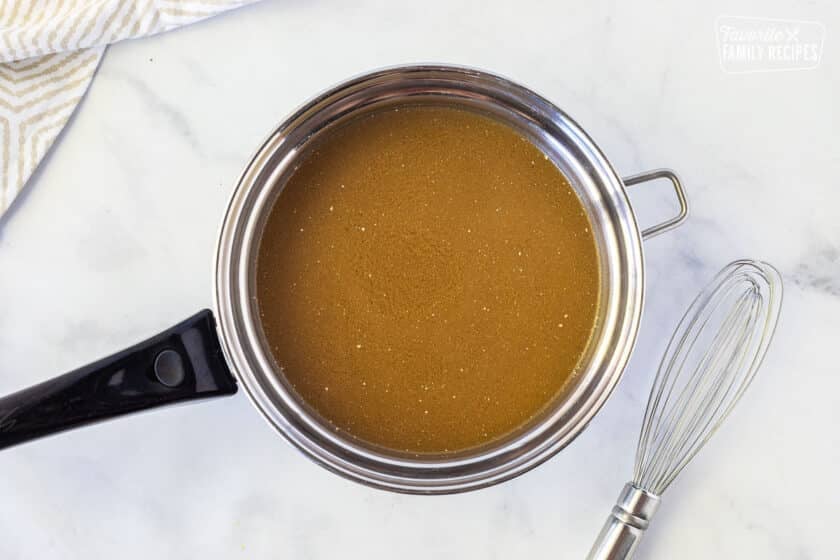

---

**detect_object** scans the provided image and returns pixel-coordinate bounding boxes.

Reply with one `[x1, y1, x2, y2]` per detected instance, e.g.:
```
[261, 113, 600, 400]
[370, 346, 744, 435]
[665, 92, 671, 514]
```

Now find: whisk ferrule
[587, 484, 660, 560]
[611, 483, 660, 530]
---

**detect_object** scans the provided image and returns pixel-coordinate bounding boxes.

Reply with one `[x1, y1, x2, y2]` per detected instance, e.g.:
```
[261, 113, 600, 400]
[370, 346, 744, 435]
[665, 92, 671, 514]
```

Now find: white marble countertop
[1, 1, 838, 558]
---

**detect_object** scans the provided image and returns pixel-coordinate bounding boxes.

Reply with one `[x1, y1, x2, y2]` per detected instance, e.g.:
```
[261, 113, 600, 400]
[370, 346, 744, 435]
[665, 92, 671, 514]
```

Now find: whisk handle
[586, 483, 661, 560]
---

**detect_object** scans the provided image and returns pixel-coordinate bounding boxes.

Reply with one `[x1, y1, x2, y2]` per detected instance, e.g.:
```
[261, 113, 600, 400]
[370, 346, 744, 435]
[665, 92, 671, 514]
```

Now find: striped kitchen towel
[0, 0, 260, 217]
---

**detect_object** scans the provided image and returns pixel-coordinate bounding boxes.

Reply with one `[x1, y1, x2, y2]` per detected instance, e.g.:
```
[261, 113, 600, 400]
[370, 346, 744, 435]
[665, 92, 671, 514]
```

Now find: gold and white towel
[0, 0, 259, 216]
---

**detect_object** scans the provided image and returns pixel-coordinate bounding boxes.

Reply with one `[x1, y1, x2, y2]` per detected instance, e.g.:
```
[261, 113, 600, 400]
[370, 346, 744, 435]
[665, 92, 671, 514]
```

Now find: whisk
[586, 259, 783, 560]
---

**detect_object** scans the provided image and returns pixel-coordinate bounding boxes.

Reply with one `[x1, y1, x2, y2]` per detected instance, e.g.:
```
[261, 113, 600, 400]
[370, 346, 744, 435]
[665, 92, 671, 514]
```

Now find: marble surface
[1, 1, 838, 558]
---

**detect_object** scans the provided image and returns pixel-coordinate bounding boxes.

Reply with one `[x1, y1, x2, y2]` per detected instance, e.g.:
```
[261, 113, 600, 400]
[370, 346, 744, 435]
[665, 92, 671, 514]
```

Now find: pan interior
[253, 102, 602, 456]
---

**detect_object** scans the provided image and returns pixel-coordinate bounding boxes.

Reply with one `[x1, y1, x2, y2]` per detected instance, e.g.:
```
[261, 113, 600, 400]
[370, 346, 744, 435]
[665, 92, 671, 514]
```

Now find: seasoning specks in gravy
[256, 105, 600, 454]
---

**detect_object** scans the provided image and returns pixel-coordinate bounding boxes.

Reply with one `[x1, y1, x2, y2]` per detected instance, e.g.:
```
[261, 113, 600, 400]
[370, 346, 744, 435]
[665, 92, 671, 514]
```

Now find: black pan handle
[0, 310, 237, 451]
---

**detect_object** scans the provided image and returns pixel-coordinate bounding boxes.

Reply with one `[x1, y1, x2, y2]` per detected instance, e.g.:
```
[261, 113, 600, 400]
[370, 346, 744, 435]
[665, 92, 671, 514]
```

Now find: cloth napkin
[0, 0, 259, 217]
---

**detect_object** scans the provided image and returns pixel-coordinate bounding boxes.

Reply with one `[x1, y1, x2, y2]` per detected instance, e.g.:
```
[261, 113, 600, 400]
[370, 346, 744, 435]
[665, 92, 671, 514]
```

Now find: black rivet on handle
[154, 349, 186, 387]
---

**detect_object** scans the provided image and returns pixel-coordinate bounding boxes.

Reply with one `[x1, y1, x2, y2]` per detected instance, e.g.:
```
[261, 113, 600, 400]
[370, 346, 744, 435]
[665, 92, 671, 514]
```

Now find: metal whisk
[586, 259, 783, 560]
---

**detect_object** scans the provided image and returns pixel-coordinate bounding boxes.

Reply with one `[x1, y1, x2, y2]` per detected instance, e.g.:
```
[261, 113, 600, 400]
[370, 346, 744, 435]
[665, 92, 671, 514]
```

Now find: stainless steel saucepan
[0, 65, 688, 494]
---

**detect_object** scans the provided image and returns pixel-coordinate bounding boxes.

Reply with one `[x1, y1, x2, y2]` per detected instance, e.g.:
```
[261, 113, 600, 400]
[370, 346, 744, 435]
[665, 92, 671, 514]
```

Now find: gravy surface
[257, 105, 599, 453]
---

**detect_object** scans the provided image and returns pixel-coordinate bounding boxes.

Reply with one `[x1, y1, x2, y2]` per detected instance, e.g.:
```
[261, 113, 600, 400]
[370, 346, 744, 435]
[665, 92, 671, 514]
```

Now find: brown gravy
[256, 105, 600, 454]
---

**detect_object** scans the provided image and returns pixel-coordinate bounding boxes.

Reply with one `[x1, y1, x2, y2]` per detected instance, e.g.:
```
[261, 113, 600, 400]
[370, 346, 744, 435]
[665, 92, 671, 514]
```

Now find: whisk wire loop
[632, 262, 780, 495]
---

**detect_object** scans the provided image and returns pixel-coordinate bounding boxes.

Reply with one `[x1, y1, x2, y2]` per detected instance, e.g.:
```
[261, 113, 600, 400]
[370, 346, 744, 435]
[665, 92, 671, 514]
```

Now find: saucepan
[0, 65, 688, 493]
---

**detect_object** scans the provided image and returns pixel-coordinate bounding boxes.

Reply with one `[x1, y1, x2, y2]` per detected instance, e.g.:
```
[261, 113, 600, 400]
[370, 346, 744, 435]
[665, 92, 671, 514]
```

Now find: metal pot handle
[622, 169, 689, 240]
